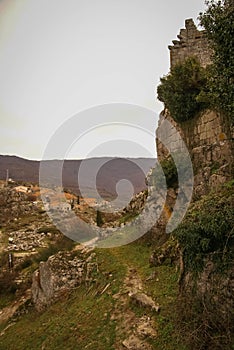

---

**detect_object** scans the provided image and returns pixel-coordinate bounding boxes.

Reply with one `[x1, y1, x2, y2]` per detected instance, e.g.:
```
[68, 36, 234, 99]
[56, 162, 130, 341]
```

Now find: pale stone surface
[32, 250, 98, 311]
[169, 19, 212, 69]
[122, 335, 152, 350]
[156, 109, 233, 197]
[129, 292, 160, 312]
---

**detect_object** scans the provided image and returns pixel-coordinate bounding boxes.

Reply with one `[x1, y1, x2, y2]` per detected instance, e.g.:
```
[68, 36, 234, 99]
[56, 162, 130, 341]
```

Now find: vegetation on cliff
[171, 182, 234, 349]
[157, 0, 234, 124]
[174, 182, 234, 273]
[157, 57, 208, 123]
[199, 0, 234, 122]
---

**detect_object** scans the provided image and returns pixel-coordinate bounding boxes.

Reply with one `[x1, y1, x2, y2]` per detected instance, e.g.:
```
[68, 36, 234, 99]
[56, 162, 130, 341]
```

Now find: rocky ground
[0, 183, 184, 350]
[112, 267, 159, 350]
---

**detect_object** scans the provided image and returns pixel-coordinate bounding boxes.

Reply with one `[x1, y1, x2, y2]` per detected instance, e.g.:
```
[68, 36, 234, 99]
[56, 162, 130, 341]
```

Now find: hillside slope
[0, 155, 156, 198]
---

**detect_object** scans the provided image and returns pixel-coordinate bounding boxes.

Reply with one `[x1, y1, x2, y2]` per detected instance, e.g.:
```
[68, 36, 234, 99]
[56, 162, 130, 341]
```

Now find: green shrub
[150, 157, 177, 190]
[96, 210, 104, 227]
[151, 153, 192, 190]
[173, 188, 234, 272]
[157, 57, 208, 123]
[199, 0, 234, 123]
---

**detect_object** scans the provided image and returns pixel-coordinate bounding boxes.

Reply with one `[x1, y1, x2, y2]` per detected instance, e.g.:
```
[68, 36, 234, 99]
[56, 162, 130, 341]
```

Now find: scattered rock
[149, 236, 179, 267]
[5, 229, 48, 252]
[136, 316, 157, 339]
[122, 335, 152, 350]
[129, 292, 160, 313]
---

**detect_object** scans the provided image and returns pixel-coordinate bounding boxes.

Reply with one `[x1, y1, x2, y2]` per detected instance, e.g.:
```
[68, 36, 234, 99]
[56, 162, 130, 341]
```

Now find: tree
[157, 57, 208, 123]
[199, 0, 234, 122]
[96, 210, 103, 227]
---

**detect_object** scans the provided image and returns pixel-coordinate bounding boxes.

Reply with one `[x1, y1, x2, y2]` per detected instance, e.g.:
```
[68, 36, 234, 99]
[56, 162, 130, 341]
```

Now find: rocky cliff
[153, 19, 234, 349]
[157, 108, 233, 197]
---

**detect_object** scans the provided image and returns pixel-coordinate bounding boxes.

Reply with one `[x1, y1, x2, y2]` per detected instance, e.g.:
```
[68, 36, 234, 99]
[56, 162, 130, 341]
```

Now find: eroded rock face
[32, 249, 98, 311]
[156, 109, 233, 198]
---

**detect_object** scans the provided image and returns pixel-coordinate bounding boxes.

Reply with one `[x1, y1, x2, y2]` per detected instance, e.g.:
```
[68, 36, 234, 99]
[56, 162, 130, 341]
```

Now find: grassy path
[0, 242, 187, 350]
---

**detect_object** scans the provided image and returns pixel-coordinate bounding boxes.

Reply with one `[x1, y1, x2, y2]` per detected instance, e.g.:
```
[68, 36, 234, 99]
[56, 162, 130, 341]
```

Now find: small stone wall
[169, 19, 212, 68]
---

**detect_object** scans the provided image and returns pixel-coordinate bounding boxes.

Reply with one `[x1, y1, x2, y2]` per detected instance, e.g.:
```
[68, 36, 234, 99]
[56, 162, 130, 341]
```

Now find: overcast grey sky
[0, 0, 206, 160]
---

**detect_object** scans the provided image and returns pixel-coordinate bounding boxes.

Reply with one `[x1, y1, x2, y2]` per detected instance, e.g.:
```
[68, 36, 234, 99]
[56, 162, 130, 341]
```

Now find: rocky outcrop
[32, 248, 98, 311]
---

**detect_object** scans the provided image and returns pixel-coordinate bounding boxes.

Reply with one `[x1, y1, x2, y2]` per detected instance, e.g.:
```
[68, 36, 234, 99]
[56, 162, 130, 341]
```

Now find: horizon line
[0, 154, 157, 162]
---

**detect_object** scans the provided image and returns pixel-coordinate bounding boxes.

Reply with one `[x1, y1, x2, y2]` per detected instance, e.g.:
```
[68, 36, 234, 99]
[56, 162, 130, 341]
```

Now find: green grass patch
[0, 242, 186, 350]
[0, 248, 126, 350]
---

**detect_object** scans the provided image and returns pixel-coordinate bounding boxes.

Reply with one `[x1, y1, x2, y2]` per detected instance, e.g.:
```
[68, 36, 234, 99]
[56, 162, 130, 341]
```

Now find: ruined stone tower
[168, 18, 212, 68]
[156, 19, 233, 197]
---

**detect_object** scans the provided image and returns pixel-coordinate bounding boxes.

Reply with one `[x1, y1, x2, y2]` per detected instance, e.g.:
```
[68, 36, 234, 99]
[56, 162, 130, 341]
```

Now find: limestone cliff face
[157, 108, 233, 197]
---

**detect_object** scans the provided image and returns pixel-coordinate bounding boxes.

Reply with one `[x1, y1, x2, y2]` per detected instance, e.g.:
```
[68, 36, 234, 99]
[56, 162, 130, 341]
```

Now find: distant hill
[0, 155, 156, 199]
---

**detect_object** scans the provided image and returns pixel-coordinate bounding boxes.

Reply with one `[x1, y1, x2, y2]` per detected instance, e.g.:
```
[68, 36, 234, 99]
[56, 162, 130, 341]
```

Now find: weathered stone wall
[156, 109, 233, 196]
[157, 18, 233, 196]
[156, 109, 183, 162]
[153, 18, 234, 347]
[169, 19, 212, 68]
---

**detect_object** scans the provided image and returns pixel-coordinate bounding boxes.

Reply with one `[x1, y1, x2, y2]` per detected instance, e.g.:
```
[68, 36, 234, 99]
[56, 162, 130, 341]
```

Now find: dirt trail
[111, 267, 157, 350]
[0, 289, 31, 327]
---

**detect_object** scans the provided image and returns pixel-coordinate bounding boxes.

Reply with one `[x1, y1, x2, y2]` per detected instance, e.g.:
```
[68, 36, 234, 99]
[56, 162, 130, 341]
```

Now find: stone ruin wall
[156, 19, 233, 196]
[169, 18, 212, 68]
[157, 109, 233, 196]
[154, 20, 234, 338]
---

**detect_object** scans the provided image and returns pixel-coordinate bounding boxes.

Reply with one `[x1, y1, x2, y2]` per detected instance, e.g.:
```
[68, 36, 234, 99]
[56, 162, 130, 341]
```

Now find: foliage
[0, 270, 18, 295]
[118, 212, 138, 224]
[151, 157, 178, 189]
[173, 186, 234, 272]
[172, 184, 234, 348]
[160, 157, 178, 188]
[0, 249, 124, 350]
[176, 292, 234, 350]
[157, 57, 208, 123]
[0, 252, 17, 295]
[151, 153, 192, 190]
[199, 0, 234, 122]
[158, 1, 234, 124]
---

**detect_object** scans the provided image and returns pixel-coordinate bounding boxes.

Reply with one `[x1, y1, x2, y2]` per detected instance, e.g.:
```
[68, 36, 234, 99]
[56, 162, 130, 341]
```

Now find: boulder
[32, 251, 98, 311]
